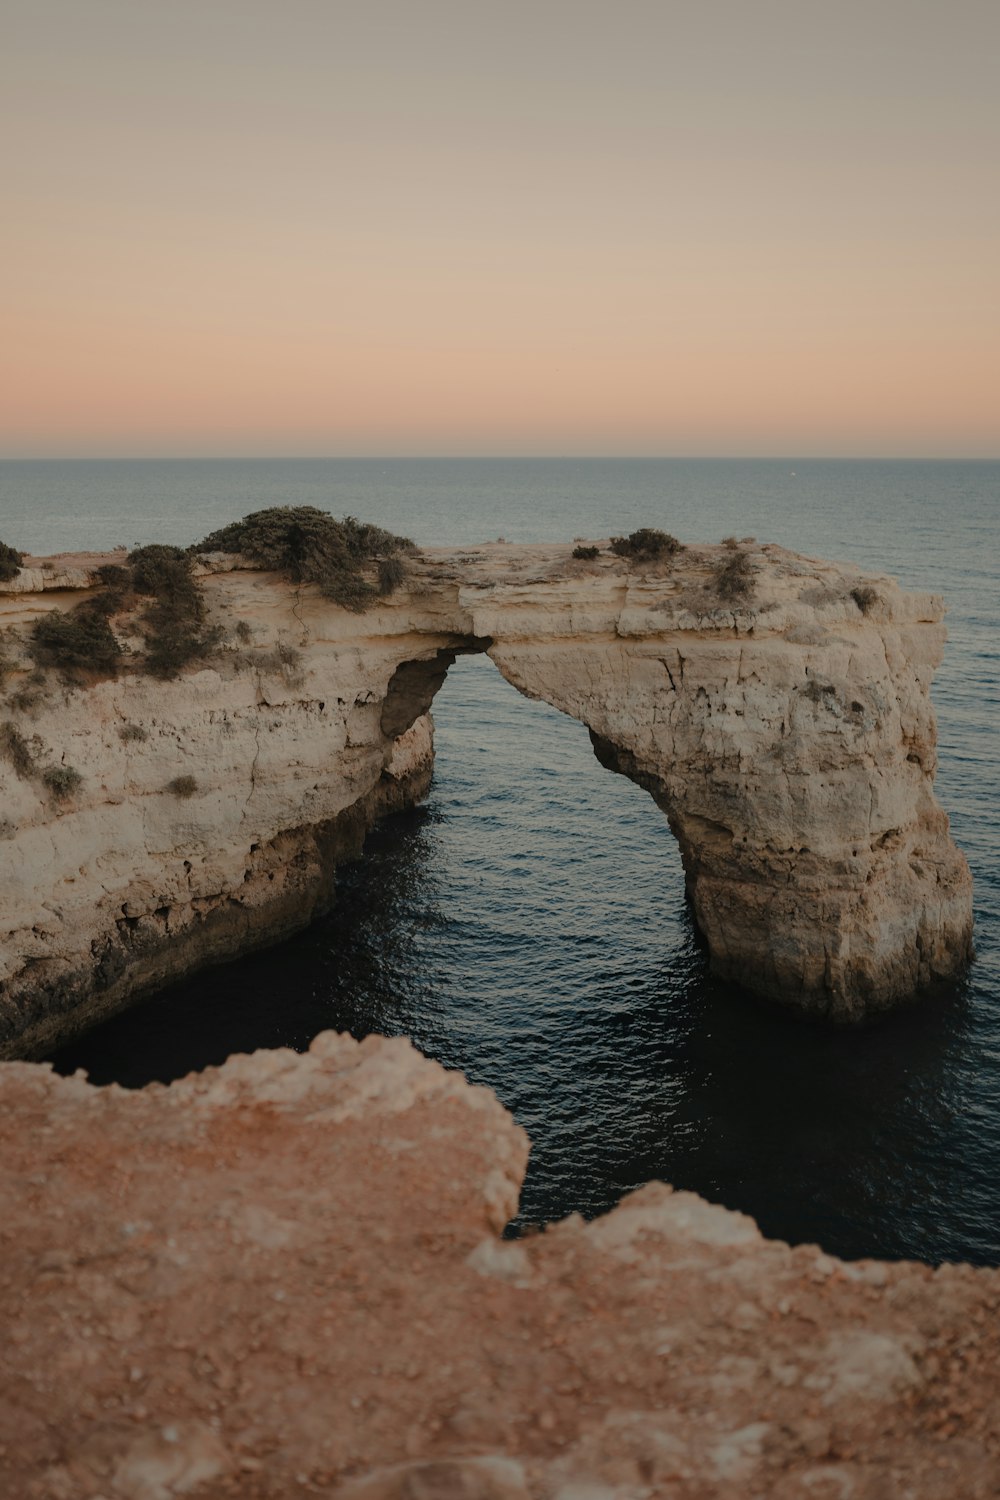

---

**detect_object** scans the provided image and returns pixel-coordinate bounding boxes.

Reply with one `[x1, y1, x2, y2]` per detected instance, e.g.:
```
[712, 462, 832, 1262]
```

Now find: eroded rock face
[1, 1035, 997, 1497]
[0, 539, 973, 1052]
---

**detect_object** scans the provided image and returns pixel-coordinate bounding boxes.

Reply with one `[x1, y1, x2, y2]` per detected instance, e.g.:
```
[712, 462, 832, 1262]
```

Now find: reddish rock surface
[1, 1034, 998, 1498]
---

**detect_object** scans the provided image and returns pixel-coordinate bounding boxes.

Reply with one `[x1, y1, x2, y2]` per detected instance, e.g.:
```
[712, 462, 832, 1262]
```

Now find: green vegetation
[0, 720, 37, 778]
[27, 545, 221, 681]
[1, 719, 83, 801]
[196, 506, 415, 611]
[165, 775, 198, 798]
[92, 563, 132, 596]
[262, 641, 303, 675]
[7, 670, 49, 713]
[29, 607, 122, 676]
[851, 585, 880, 615]
[572, 545, 600, 560]
[377, 554, 406, 594]
[609, 528, 682, 560]
[128, 543, 220, 678]
[0, 540, 24, 582]
[10, 509, 416, 692]
[715, 550, 756, 601]
[42, 764, 83, 800]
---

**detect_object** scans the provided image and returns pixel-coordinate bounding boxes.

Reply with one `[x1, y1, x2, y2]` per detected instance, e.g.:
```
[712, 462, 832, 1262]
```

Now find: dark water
[5, 458, 997, 1264]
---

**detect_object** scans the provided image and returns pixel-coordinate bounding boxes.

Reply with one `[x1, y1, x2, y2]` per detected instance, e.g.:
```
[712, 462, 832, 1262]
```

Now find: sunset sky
[3, 1, 998, 458]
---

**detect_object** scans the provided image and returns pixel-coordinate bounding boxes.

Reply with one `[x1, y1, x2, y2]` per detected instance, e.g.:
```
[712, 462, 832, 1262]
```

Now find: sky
[2, 0, 998, 459]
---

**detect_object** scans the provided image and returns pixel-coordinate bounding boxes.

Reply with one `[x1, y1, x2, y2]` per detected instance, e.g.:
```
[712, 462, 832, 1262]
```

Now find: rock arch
[381, 550, 972, 1021]
[0, 540, 973, 1055]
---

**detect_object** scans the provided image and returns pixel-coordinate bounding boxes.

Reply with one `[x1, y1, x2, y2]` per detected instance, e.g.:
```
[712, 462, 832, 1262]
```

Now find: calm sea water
[3, 458, 997, 1264]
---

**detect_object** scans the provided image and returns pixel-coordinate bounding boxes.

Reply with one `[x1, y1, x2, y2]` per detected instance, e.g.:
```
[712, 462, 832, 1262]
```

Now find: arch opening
[48, 654, 992, 1265]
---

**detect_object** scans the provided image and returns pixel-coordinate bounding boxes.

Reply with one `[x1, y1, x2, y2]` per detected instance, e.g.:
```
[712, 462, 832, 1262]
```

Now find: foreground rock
[0, 1035, 997, 1498]
[0, 539, 973, 1049]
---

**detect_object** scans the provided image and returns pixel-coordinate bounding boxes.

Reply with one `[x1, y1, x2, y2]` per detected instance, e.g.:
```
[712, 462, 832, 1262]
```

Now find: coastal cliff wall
[0, 538, 972, 1054]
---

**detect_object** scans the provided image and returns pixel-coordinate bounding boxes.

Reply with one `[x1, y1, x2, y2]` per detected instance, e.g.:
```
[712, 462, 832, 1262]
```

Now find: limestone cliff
[0, 538, 972, 1053]
[1, 1034, 997, 1496]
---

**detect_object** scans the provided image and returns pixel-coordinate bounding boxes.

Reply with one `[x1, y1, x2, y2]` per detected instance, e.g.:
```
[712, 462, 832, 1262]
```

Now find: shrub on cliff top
[572, 545, 600, 560]
[129, 544, 197, 603]
[29, 606, 122, 676]
[26, 546, 218, 682]
[715, 549, 756, 601]
[128, 543, 220, 678]
[0, 540, 24, 582]
[851, 584, 880, 616]
[609, 528, 682, 560]
[92, 563, 133, 601]
[195, 507, 415, 611]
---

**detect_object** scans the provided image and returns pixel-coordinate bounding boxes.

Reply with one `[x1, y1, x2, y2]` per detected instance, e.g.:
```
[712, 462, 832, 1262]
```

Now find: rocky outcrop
[1, 1034, 997, 1497]
[0, 539, 972, 1053]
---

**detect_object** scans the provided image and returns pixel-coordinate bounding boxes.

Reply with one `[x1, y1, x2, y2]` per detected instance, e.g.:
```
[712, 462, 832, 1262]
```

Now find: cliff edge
[1, 1035, 997, 1497]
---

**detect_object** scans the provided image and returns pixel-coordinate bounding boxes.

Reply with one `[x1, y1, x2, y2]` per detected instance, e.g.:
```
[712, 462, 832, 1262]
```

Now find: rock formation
[0, 538, 972, 1054]
[1, 1034, 997, 1497]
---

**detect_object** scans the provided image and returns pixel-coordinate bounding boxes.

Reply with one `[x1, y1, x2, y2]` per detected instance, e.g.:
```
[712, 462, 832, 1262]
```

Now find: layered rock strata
[0, 539, 973, 1052]
[1, 1035, 997, 1497]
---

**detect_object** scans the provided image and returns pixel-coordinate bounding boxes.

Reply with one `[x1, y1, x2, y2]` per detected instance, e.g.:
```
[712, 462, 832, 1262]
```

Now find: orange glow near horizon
[2, 2, 999, 458]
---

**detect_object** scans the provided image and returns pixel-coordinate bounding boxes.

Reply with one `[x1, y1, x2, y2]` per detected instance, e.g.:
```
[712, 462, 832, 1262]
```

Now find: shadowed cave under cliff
[48, 654, 997, 1266]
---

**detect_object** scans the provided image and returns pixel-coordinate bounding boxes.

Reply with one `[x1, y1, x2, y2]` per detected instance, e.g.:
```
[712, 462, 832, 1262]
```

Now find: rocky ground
[1, 1035, 997, 1499]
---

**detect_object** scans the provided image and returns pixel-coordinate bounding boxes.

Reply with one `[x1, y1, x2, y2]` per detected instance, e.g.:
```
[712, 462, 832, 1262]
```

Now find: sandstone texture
[0, 538, 973, 1051]
[1, 1034, 998, 1498]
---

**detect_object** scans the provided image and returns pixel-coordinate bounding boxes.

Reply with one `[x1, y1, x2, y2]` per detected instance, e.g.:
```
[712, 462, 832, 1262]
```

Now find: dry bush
[0, 540, 23, 582]
[609, 528, 682, 560]
[42, 764, 83, 800]
[196, 507, 415, 611]
[715, 550, 756, 601]
[30, 607, 122, 677]
[0, 720, 36, 777]
[128, 544, 220, 678]
[850, 585, 880, 615]
[165, 775, 198, 798]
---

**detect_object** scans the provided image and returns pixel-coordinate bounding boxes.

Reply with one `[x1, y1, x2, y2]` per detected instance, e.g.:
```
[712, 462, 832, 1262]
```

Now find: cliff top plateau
[1, 1032, 998, 1498]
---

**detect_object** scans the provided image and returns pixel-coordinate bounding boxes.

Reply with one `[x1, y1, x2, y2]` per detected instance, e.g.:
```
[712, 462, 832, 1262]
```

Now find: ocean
[3, 457, 997, 1264]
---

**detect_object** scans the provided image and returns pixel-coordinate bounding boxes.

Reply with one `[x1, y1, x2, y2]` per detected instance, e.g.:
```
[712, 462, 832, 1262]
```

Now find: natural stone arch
[381, 594, 971, 1022]
[0, 538, 973, 1056]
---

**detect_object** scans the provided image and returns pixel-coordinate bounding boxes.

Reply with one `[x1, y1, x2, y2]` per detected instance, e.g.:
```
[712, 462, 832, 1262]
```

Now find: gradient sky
[2, 0, 998, 458]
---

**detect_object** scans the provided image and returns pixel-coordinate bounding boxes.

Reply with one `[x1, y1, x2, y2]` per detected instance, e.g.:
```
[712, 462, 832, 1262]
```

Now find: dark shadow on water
[50, 800, 995, 1266]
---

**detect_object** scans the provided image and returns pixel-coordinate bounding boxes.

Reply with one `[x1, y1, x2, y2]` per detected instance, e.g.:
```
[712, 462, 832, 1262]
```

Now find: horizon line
[2, 452, 999, 465]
